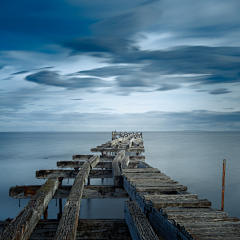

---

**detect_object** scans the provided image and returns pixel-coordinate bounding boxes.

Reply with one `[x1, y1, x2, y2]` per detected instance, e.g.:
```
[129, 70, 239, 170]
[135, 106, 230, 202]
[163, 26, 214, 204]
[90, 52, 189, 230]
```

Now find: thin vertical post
[221, 159, 226, 211]
[88, 177, 90, 185]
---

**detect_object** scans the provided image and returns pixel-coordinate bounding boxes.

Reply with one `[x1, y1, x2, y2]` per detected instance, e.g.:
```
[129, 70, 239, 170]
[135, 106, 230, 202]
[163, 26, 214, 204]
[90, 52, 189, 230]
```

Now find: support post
[88, 177, 90, 185]
[221, 159, 226, 211]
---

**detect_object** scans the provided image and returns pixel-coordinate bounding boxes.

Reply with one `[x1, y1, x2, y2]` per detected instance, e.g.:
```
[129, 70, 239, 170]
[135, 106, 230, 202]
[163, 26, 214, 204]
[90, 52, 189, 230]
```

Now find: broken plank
[9, 185, 129, 199]
[0, 178, 60, 240]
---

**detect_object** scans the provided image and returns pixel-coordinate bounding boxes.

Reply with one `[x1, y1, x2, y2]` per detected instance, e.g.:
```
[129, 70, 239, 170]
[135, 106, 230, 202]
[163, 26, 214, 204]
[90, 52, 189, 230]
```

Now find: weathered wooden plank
[190, 231, 240, 239]
[129, 179, 178, 184]
[138, 162, 153, 168]
[126, 175, 171, 181]
[150, 199, 211, 208]
[91, 147, 145, 153]
[57, 160, 139, 169]
[0, 178, 60, 240]
[123, 173, 167, 179]
[124, 201, 159, 240]
[161, 208, 217, 213]
[36, 169, 112, 179]
[166, 211, 228, 221]
[54, 156, 100, 240]
[136, 185, 188, 192]
[143, 194, 198, 201]
[128, 178, 178, 186]
[112, 150, 125, 187]
[9, 185, 130, 199]
[73, 155, 145, 161]
[121, 156, 130, 169]
[133, 183, 183, 188]
[177, 220, 240, 229]
[57, 161, 113, 169]
[122, 168, 160, 174]
[148, 207, 195, 240]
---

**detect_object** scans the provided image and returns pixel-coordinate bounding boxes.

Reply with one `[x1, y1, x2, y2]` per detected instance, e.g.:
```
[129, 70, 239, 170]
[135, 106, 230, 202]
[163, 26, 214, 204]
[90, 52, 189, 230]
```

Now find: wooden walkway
[1, 131, 240, 240]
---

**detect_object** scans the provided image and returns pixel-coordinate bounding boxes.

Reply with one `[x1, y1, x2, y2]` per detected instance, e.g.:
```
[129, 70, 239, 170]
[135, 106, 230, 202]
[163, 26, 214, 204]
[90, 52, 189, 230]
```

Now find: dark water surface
[0, 132, 239, 220]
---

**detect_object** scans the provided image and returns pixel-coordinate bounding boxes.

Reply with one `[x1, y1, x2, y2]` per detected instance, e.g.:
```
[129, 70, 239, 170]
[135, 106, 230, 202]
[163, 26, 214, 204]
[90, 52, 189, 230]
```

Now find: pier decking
[1, 131, 240, 240]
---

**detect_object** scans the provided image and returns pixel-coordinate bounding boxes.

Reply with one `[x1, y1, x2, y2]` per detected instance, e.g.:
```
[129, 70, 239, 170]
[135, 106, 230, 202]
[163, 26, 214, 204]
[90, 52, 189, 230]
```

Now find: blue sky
[1, 0, 240, 131]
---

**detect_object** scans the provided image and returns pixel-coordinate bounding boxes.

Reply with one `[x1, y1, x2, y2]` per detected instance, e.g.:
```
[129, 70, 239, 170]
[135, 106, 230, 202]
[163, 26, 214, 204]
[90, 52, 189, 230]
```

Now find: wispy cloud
[25, 70, 110, 89]
[209, 88, 232, 95]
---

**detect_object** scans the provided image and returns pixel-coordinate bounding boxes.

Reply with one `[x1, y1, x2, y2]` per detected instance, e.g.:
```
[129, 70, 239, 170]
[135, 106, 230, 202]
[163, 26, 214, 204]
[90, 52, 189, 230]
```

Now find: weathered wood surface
[149, 199, 211, 208]
[36, 169, 112, 179]
[112, 131, 142, 140]
[72, 155, 145, 161]
[122, 168, 160, 174]
[123, 173, 168, 179]
[91, 147, 145, 153]
[121, 156, 130, 169]
[54, 155, 99, 240]
[149, 207, 240, 240]
[124, 201, 159, 240]
[138, 161, 153, 168]
[9, 185, 130, 199]
[1, 219, 133, 239]
[143, 194, 198, 201]
[0, 178, 60, 240]
[112, 150, 125, 187]
[136, 185, 188, 192]
[57, 160, 139, 169]
[129, 179, 178, 184]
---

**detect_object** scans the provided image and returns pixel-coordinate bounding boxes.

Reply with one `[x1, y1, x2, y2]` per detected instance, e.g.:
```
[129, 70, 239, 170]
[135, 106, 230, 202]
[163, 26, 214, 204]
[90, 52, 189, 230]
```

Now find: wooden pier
[1, 131, 240, 240]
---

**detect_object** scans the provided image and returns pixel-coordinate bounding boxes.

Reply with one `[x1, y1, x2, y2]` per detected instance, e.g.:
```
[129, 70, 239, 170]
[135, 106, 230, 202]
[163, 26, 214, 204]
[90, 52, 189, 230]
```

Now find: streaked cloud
[209, 88, 232, 95]
[25, 70, 110, 89]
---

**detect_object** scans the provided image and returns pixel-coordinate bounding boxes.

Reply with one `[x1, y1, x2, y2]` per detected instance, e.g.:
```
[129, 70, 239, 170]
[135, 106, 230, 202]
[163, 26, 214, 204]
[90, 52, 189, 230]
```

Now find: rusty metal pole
[221, 159, 226, 211]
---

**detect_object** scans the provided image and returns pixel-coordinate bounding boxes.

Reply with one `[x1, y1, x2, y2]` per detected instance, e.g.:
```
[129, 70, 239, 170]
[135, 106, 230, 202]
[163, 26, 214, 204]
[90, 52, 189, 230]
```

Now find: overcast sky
[1, 0, 240, 131]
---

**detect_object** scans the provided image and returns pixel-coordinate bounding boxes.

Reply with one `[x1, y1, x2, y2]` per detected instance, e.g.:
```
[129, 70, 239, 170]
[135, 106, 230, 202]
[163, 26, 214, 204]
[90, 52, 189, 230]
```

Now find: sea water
[0, 132, 239, 220]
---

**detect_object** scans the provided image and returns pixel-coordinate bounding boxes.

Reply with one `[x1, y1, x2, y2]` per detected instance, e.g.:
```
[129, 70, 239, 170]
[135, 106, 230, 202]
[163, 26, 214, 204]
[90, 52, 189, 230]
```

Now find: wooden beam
[10, 185, 129, 199]
[72, 155, 145, 162]
[123, 173, 168, 179]
[143, 194, 198, 201]
[124, 201, 159, 240]
[149, 199, 211, 208]
[136, 185, 188, 192]
[57, 161, 112, 169]
[91, 147, 145, 153]
[56, 160, 139, 169]
[121, 156, 130, 169]
[54, 155, 99, 240]
[36, 169, 112, 179]
[165, 210, 228, 221]
[122, 168, 161, 174]
[112, 150, 125, 187]
[0, 178, 60, 240]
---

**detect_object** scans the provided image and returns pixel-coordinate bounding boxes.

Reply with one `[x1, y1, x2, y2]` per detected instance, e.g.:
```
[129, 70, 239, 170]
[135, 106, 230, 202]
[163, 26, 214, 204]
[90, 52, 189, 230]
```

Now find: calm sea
[0, 132, 239, 220]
